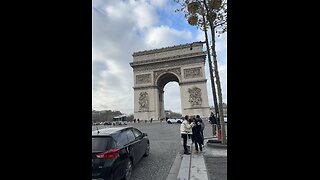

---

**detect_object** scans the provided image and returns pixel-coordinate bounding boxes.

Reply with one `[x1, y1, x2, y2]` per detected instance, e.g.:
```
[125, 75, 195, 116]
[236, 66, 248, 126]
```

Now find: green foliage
[208, 0, 222, 10]
[92, 110, 123, 122]
[188, 15, 198, 26]
[127, 114, 134, 122]
[174, 0, 227, 35]
[165, 110, 182, 119]
[207, 11, 217, 22]
[187, 1, 200, 14]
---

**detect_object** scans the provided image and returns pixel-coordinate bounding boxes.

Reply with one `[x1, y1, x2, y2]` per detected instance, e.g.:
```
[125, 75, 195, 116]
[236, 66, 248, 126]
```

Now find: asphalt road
[204, 157, 227, 180]
[92, 120, 225, 180]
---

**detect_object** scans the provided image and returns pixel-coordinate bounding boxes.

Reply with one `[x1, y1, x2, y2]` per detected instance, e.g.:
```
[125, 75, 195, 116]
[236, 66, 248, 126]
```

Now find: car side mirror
[142, 133, 147, 137]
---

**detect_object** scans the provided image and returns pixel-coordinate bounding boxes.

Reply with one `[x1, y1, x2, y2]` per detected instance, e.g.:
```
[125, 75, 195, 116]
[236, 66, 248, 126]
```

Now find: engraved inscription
[184, 67, 202, 79]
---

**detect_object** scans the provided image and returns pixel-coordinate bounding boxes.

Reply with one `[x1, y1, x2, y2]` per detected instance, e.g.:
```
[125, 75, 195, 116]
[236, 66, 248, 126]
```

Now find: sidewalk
[166, 137, 227, 180]
[203, 138, 227, 180]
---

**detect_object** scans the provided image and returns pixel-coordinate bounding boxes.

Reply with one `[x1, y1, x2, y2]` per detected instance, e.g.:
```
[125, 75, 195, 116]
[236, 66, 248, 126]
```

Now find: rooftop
[92, 126, 132, 136]
[132, 41, 204, 57]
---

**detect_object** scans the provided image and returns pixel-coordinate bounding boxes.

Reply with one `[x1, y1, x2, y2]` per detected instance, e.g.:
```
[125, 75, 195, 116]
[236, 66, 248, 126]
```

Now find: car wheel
[124, 159, 133, 180]
[177, 121, 181, 123]
[144, 142, 150, 157]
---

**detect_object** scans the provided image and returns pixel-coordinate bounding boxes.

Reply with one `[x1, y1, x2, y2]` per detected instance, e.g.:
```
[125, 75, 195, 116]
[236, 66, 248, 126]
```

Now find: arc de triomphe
[130, 42, 210, 121]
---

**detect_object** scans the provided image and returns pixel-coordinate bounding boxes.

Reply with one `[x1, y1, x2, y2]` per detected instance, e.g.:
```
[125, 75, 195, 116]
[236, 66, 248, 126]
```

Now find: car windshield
[92, 136, 113, 152]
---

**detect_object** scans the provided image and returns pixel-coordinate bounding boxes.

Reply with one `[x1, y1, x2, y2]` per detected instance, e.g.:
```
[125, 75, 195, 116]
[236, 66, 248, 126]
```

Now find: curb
[166, 153, 183, 180]
[206, 140, 227, 149]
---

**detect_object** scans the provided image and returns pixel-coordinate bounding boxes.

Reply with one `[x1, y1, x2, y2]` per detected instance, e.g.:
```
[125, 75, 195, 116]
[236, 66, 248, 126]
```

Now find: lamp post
[186, 0, 227, 144]
[203, 0, 227, 144]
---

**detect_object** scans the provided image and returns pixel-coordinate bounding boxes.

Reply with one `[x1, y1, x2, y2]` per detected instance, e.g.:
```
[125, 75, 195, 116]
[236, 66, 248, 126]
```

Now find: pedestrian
[137, 118, 140, 123]
[180, 115, 195, 155]
[187, 116, 195, 141]
[209, 112, 219, 137]
[150, 118, 153, 123]
[133, 119, 136, 123]
[188, 117, 195, 144]
[193, 115, 204, 152]
[216, 113, 221, 138]
[196, 115, 205, 145]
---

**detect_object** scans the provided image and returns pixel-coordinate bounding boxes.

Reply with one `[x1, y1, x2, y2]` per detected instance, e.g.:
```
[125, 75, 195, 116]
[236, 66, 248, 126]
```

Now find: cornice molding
[132, 41, 204, 57]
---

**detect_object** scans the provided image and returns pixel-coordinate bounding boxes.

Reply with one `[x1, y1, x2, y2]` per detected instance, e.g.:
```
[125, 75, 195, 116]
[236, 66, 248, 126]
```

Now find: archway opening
[156, 73, 181, 120]
[164, 82, 181, 118]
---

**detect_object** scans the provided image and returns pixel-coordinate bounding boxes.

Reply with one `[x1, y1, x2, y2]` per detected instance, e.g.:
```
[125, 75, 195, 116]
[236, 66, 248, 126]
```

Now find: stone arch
[130, 42, 211, 121]
[155, 72, 180, 90]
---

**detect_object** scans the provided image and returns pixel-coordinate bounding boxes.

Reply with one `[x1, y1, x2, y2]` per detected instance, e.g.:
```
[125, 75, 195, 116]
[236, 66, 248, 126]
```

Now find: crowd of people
[180, 113, 220, 155]
[180, 115, 205, 154]
[132, 112, 221, 155]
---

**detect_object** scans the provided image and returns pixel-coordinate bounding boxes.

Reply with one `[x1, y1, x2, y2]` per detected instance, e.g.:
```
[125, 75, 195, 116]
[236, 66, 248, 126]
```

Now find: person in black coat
[209, 112, 219, 136]
[193, 116, 204, 152]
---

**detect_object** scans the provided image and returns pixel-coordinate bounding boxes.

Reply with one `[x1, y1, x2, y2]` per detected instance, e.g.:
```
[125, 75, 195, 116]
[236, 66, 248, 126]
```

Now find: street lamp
[185, 0, 227, 144]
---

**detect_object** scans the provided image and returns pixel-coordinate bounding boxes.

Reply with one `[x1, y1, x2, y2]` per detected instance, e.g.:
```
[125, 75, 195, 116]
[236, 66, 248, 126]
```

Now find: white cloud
[133, 2, 158, 29]
[150, 0, 168, 8]
[144, 25, 192, 49]
[196, 29, 205, 42]
[218, 64, 227, 103]
[205, 64, 227, 108]
[215, 33, 227, 60]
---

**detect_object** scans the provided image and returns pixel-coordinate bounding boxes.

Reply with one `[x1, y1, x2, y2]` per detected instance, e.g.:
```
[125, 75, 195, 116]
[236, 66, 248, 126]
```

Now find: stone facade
[136, 74, 151, 84]
[184, 67, 202, 79]
[130, 42, 210, 121]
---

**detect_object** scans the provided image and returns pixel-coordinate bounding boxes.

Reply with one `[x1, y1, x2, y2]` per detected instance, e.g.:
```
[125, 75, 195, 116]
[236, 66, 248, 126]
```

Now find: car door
[122, 129, 141, 165]
[131, 128, 146, 159]
[110, 131, 130, 179]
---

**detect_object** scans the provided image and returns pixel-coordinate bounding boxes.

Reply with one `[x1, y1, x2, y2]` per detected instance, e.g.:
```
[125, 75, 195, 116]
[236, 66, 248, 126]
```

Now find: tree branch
[214, 20, 227, 28]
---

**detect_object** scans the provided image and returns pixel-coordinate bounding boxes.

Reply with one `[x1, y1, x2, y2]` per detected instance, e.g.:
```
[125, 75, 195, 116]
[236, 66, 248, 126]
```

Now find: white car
[167, 118, 182, 124]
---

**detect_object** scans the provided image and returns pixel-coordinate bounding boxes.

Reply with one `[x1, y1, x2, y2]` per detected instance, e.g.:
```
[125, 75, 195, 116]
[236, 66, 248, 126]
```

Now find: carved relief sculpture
[188, 86, 202, 106]
[139, 92, 149, 111]
[184, 67, 202, 79]
[136, 74, 151, 84]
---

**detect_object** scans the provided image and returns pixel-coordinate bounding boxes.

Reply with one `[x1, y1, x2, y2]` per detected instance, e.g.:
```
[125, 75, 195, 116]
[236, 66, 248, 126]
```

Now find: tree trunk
[210, 25, 227, 144]
[203, 0, 227, 144]
[201, 14, 219, 118]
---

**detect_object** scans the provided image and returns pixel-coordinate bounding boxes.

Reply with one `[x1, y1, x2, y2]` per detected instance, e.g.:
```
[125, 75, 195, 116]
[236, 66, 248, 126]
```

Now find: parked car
[92, 126, 150, 180]
[104, 121, 112, 125]
[166, 118, 182, 124]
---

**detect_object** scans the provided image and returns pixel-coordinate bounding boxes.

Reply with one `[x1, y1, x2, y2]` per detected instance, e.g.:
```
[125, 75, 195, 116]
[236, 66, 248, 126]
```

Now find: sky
[92, 0, 227, 114]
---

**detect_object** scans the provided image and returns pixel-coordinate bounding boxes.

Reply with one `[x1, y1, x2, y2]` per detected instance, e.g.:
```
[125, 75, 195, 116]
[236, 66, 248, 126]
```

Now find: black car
[104, 121, 112, 125]
[92, 126, 150, 180]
